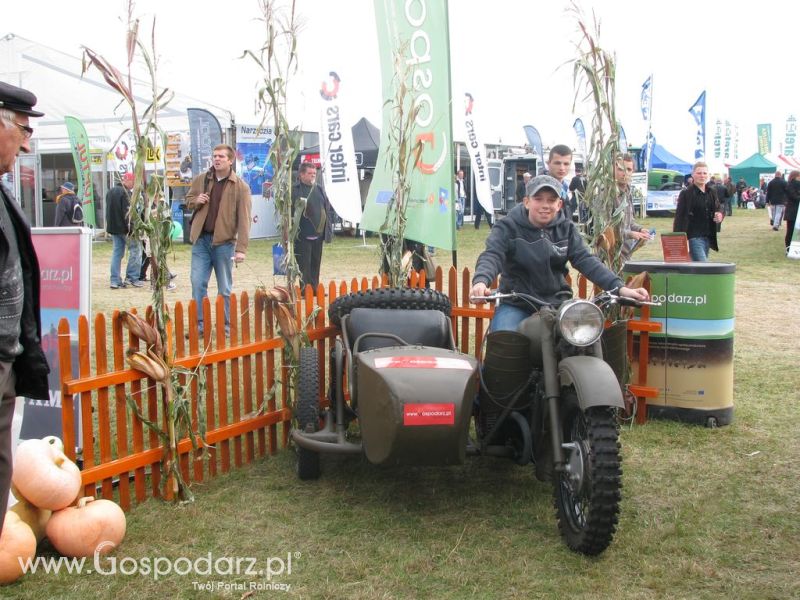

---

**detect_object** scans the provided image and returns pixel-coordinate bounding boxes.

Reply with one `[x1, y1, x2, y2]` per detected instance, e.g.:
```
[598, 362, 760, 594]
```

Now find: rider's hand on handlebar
[470, 282, 490, 304]
[619, 286, 650, 302]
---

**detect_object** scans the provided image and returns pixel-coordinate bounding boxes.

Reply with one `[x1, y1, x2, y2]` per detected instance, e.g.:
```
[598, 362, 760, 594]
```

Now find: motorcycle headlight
[557, 300, 604, 347]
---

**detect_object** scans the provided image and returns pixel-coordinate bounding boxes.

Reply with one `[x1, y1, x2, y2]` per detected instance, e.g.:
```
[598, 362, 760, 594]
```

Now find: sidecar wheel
[295, 347, 321, 480]
[553, 388, 621, 556]
[328, 287, 451, 327]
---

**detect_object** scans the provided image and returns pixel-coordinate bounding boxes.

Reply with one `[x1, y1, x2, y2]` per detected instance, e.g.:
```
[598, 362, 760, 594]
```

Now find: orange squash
[46, 497, 126, 558]
[12, 439, 81, 511]
[0, 512, 37, 584]
[8, 484, 51, 543]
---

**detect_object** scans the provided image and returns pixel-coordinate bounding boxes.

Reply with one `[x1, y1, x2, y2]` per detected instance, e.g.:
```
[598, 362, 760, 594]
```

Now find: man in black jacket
[673, 162, 724, 261]
[105, 172, 143, 289]
[766, 171, 788, 231]
[470, 175, 649, 331]
[0, 81, 49, 537]
[291, 162, 332, 291]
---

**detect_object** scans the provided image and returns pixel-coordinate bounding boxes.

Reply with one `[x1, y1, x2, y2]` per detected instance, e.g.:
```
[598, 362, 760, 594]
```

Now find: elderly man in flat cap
[0, 81, 49, 537]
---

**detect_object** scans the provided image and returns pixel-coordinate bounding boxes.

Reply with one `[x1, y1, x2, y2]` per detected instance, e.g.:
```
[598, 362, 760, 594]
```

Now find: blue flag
[641, 76, 652, 121]
[689, 91, 706, 160]
[573, 118, 587, 158]
[522, 125, 543, 161]
[619, 124, 628, 154]
[643, 132, 656, 171]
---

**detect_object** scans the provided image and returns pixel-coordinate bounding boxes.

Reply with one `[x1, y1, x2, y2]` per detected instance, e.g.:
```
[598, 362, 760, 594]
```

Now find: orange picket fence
[57, 267, 658, 511]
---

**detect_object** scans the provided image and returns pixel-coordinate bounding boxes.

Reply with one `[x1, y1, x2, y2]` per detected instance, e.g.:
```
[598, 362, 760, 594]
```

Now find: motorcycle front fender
[558, 356, 624, 410]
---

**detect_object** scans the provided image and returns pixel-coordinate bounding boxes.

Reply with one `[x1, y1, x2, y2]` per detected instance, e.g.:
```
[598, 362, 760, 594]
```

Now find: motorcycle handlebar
[471, 290, 662, 308]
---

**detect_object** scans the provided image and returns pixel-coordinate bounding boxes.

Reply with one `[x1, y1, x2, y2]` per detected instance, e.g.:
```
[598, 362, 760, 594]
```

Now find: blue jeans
[190, 233, 234, 332]
[490, 302, 535, 332]
[456, 198, 464, 229]
[110, 234, 142, 286]
[688, 236, 710, 262]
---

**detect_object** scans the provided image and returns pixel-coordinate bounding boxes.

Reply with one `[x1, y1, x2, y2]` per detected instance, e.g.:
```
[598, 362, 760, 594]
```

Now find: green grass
[4, 209, 799, 599]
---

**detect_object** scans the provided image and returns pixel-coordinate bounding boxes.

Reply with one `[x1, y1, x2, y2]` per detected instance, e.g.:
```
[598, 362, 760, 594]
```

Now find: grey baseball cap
[526, 174, 562, 197]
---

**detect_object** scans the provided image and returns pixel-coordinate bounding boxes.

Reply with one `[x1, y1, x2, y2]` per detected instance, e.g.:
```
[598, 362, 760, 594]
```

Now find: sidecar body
[292, 306, 478, 471]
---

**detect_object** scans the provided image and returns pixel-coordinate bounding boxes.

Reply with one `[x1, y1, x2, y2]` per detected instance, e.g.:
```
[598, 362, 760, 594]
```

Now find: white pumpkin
[12, 438, 82, 511]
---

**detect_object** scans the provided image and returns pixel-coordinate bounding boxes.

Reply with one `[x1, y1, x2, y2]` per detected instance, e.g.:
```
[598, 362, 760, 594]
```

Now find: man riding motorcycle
[470, 175, 649, 330]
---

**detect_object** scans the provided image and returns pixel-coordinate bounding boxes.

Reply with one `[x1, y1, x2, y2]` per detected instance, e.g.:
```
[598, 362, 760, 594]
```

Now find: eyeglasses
[13, 122, 33, 139]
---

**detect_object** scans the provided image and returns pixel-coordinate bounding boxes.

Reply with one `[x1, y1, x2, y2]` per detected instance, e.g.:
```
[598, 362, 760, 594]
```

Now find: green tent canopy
[729, 153, 777, 187]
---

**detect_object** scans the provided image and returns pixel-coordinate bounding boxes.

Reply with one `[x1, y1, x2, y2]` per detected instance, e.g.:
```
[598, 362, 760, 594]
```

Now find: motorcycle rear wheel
[295, 346, 321, 480]
[553, 388, 621, 555]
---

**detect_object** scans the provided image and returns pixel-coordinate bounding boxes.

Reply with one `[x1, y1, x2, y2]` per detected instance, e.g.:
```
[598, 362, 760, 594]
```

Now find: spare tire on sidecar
[291, 287, 479, 479]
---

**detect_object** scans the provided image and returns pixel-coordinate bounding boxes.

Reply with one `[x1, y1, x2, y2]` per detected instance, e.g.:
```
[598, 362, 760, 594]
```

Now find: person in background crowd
[53, 182, 82, 227]
[714, 175, 733, 216]
[0, 81, 49, 538]
[569, 164, 587, 222]
[766, 171, 787, 231]
[673, 161, 724, 262]
[139, 190, 177, 291]
[516, 172, 531, 203]
[186, 144, 252, 336]
[105, 172, 143, 289]
[454, 169, 466, 230]
[736, 177, 747, 208]
[546, 144, 574, 218]
[724, 175, 735, 216]
[683, 175, 694, 190]
[784, 170, 800, 252]
[291, 162, 333, 292]
[616, 153, 651, 259]
[712, 176, 730, 230]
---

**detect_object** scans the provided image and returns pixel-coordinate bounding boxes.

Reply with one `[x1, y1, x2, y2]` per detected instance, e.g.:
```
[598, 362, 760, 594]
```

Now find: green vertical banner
[64, 116, 96, 227]
[756, 123, 772, 155]
[361, 0, 455, 250]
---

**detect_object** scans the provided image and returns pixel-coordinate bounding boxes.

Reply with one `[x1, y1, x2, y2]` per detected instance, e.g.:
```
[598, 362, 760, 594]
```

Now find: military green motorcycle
[291, 287, 656, 555]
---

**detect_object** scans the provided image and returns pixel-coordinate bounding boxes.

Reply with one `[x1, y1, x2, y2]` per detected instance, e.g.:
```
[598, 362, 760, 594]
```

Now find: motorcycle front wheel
[553, 387, 621, 555]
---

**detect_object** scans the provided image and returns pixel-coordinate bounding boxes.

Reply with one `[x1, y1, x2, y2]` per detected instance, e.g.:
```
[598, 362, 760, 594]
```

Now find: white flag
[463, 93, 494, 216]
[319, 71, 362, 224]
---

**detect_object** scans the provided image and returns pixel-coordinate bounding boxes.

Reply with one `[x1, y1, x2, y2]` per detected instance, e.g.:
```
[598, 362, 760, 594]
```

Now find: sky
[5, 0, 800, 166]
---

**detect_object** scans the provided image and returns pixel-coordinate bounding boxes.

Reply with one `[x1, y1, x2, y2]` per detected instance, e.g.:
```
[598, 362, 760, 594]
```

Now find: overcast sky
[6, 0, 799, 165]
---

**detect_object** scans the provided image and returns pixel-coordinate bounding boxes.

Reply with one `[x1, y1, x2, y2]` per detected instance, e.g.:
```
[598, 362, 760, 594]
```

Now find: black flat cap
[0, 81, 44, 117]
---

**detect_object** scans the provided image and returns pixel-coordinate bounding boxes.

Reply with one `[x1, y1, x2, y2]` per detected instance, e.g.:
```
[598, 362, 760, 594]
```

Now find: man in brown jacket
[186, 144, 252, 335]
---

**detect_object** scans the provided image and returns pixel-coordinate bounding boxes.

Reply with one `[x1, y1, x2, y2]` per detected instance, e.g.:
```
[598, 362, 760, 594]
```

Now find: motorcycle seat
[344, 308, 454, 354]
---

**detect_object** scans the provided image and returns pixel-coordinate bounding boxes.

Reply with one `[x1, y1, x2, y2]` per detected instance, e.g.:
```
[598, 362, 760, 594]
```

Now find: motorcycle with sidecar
[291, 286, 656, 555]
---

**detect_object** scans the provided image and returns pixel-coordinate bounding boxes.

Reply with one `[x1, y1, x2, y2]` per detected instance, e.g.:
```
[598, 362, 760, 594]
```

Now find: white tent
[1, 33, 232, 152]
[765, 153, 800, 173]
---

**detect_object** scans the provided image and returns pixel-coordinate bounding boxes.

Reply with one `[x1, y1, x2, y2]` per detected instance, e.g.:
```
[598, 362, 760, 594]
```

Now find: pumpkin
[0, 512, 37, 584]
[41, 436, 65, 454]
[46, 497, 126, 558]
[8, 484, 51, 543]
[12, 438, 81, 511]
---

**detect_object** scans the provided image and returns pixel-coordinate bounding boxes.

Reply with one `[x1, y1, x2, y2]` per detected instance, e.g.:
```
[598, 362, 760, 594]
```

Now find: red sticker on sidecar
[403, 403, 456, 426]
[373, 356, 473, 370]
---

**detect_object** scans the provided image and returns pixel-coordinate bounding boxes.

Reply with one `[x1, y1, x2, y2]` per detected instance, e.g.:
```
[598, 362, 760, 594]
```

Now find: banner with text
[188, 108, 223, 177]
[462, 93, 493, 216]
[64, 116, 96, 226]
[784, 115, 796, 157]
[757, 123, 772, 155]
[319, 71, 363, 224]
[24, 228, 90, 444]
[361, 0, 455, 250]
[237, 123, 277, 239]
